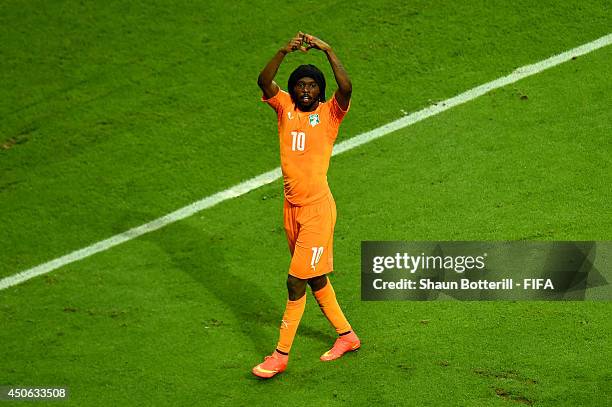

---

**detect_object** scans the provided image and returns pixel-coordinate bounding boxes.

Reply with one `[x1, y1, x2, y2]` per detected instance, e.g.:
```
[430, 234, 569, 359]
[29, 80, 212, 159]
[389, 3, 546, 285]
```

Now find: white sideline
[1, 33, 611, 291]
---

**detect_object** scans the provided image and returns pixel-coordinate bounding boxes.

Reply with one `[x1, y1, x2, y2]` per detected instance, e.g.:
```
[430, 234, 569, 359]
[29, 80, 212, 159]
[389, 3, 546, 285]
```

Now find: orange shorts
[283, 193, 337, 279]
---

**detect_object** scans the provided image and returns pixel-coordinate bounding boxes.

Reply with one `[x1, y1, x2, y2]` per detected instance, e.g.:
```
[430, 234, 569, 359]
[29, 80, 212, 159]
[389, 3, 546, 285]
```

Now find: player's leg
[308, 275, 351, 334]
[277, 275, 308, 351]
[309, 275, 360, 361]
[252, 200, 305, 379]
[307, 195, 360, 360]
[277, 200, 308, 355]
[252, 276, 308, 378]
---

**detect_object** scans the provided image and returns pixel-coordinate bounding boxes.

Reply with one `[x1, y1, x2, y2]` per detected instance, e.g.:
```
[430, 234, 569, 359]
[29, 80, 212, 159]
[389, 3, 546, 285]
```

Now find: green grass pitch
[1, 0, 611, 405]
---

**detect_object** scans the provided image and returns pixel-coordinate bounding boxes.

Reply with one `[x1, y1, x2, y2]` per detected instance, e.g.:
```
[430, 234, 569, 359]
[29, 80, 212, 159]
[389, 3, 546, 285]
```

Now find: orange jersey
[263, 90, 349, 206]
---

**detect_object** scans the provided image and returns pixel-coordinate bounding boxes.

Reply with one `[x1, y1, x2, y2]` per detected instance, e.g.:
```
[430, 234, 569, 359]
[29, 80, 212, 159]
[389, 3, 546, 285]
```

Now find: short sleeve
[261, 89, 292, 114]
[329, 91, 350, 125]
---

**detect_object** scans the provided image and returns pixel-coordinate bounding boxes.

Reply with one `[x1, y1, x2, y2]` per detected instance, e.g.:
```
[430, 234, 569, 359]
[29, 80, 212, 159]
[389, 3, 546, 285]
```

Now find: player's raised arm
[304, 34, 352, 110]
[258, 33, 307, 100]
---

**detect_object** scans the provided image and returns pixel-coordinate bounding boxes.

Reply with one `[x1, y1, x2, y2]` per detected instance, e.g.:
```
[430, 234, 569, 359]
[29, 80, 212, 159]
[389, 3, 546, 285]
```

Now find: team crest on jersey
[309, 114, 320, 127]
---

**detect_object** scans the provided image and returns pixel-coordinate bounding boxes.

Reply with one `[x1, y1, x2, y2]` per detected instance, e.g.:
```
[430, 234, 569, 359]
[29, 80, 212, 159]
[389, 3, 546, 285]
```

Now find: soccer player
[252, 32, 360, 379]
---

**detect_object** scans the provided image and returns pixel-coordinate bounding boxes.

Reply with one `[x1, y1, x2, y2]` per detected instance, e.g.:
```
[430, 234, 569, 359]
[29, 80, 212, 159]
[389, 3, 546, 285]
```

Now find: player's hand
[281, 32, 309, 54]
[303, 34, 332, 52]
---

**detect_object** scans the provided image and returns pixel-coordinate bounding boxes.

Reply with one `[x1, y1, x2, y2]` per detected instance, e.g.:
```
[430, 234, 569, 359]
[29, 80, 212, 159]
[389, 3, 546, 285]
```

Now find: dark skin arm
[303, 34, 352, 110]
[257, 32, 307, 100]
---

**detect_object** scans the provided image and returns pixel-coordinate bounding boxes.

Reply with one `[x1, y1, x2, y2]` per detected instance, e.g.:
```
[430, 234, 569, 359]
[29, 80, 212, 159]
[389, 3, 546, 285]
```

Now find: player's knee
[286, 275, 307, 301]
[308, 275, 328, 292]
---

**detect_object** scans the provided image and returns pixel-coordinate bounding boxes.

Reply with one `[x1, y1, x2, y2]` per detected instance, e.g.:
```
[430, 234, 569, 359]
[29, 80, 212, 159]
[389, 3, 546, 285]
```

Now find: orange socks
[276, 294, 306, 354]
[276, 278, 351, 354]
[314, 278, 352, 334]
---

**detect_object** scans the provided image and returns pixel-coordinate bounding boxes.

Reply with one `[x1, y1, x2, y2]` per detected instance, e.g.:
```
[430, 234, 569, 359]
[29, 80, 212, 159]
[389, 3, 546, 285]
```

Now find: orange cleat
[320, 331, 361, 361]
[252, 351, 289, 378]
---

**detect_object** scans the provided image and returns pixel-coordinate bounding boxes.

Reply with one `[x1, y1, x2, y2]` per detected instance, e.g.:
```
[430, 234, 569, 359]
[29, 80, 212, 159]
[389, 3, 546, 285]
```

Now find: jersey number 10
[291, 131, 306, 151]
[311, 246, 324, 270]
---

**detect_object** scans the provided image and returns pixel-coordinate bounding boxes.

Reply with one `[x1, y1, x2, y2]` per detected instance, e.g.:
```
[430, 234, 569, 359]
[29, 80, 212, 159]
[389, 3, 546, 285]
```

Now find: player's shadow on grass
[136, 216, 331, 355]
